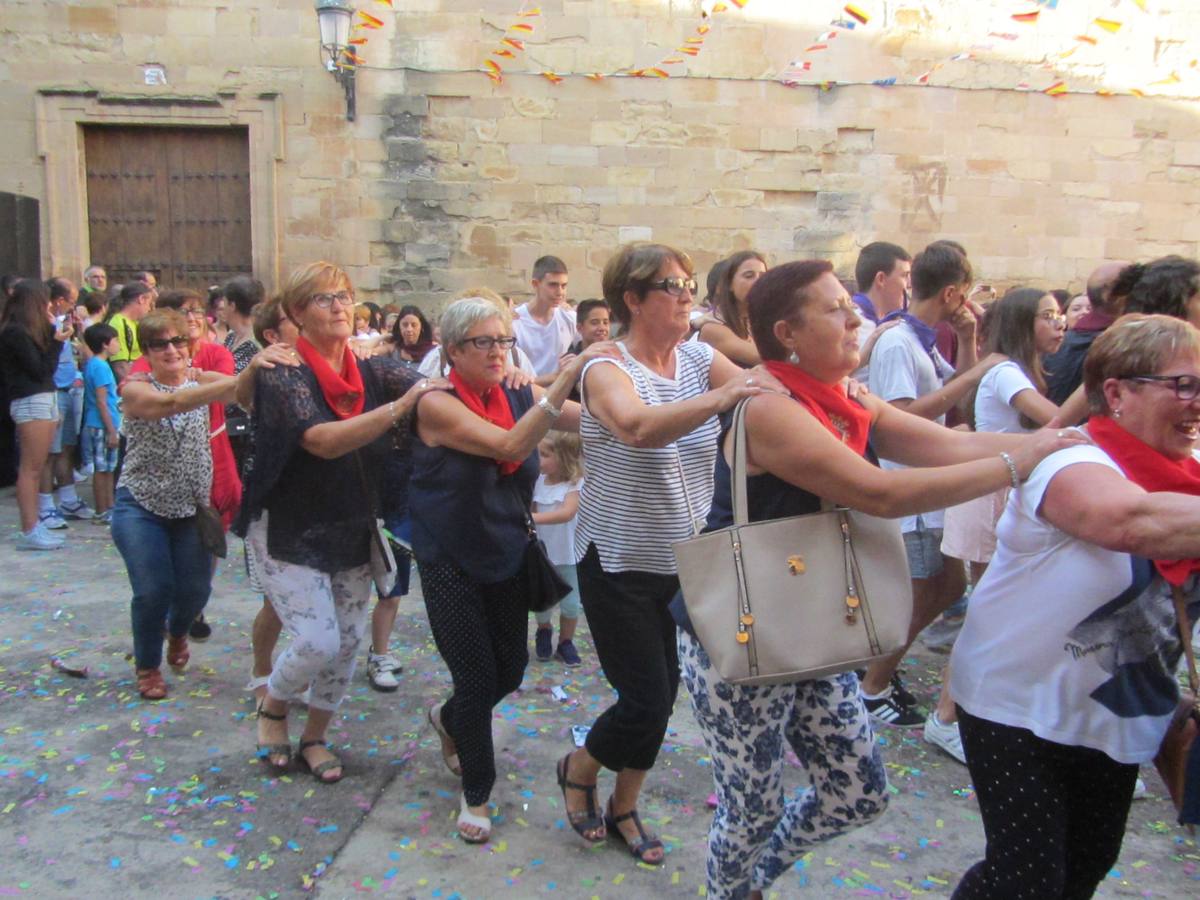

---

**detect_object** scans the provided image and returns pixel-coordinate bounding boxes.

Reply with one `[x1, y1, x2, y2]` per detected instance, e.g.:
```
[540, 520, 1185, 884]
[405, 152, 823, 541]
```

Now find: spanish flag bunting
[1150, 72, 1181, 86]
[541, 71, 563, 84]
[663, 57, 686, 65]
[349, 37, 368, 45]
[1097, 88, 1115, 96]
[358, 11, 385, 27]
[1012, 11, 1039, 23]
[374, 0, 393, 7]
[1075, 35, 1097, 45]
[635, 67, 669, 78]
[1130, 88, 1145, 97]
[485, 59, 502, 75]
[685, 36, 705, 44]
[1043, 81, 1067, 96]
[1093, 19, 1122, 34]
[678, 46, 701, 56]
[492, 49, 515, 58]
[501, 37, 525, 50]
[345, 50, 365, 65]
[356, 20, 381, 30]
[510, 22, 534, 32]
[1131, 0, 1147, 10]
[729, 0, 748, 8]
[710, 2, 729, 12]
[585, 73, 605, 81]
[819, 80, 835, 91]
[844, 4, 869, 25]
[697, 25, 710, 35]
[520, 7, 541, 16]
[806, 43, 829, 52]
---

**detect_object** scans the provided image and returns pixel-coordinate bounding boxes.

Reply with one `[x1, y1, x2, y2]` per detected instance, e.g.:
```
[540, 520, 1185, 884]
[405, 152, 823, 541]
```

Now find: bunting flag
[844, 4, 869, 25]
[1012, 11, 1040, 24]
[479, 4, 543, 85]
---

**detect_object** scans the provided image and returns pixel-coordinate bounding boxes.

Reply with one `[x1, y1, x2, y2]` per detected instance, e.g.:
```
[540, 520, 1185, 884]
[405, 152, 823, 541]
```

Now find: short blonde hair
[542, 431, 584, 484]
[1084, 314, 1200, 415]
[602, 242, 693, 327]
[279, 261, 352, 320]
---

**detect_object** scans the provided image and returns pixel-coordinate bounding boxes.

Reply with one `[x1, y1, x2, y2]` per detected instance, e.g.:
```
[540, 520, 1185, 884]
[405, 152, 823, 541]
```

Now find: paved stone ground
[1, 485, 1197, 899]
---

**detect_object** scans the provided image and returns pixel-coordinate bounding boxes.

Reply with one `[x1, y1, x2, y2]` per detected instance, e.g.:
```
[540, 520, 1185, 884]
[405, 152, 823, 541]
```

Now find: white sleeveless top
[574, 340, 718, 575]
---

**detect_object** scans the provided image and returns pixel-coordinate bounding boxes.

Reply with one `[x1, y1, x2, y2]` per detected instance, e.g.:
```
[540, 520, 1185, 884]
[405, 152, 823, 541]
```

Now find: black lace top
[234, 356, 421, 573]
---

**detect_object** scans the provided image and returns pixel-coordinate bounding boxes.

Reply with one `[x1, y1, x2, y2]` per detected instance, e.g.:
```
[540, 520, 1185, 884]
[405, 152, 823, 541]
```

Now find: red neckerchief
[448, 367, 520, 475]
[295, 336, 365, 419]
[1089, 415, 1200, 586]
[763, 361, 872, 454]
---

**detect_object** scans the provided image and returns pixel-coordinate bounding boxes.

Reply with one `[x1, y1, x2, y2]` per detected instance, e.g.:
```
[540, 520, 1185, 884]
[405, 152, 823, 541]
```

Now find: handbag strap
[1170, 584, 1200, 713]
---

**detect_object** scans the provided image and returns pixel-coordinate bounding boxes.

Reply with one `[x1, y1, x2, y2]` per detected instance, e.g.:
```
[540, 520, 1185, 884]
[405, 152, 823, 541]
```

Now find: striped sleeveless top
[574, 340, 719, 575]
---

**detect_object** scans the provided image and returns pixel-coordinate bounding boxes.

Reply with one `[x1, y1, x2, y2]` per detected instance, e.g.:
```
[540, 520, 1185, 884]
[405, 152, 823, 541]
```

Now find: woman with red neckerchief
[234, 262, 446, 784]
[668, 261, 1086, 900]
[950, 313, 1200, 899]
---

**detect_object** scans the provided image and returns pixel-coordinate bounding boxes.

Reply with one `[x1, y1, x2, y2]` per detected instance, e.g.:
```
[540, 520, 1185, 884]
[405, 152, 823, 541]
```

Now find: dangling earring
[788, 350, 800, 364]
[1113, 408, 1122, 419]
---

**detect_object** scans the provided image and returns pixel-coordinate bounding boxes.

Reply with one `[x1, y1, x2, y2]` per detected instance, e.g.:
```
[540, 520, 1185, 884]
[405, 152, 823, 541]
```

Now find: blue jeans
[111, 487, 213, 670]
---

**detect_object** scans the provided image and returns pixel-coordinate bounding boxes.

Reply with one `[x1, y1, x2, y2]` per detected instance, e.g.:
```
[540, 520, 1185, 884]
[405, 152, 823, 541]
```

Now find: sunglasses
[145, 336, 189, 351]
[648, 277, 698, 298]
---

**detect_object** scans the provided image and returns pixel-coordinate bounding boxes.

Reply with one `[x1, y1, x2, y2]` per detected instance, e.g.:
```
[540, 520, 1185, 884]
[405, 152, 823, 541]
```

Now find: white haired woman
[411, 296, 615, 844]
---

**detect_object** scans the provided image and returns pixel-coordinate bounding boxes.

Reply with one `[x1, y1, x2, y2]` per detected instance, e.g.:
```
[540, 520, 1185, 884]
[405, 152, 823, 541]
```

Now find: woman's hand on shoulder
[503, 366, 534, 391]
[560, 340, 621, 380]
[251, 343, 302, 371]
[1008, 419, 1092, 481]
[713, 365, 778, 412]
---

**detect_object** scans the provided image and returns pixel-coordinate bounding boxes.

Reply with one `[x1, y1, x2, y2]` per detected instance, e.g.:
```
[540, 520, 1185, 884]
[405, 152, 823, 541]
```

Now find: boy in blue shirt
[82, 324, 122, 523]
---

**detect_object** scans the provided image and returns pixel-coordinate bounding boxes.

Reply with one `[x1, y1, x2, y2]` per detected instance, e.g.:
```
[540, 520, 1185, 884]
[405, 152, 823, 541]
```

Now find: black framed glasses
[309, 290, 354, 309]
[460, 335, 517, 351]
[181, 306, 206, 319]
[648, 277, 698, 297]
[145, 336, 189, 351]
[1125, 374, 1200, 401]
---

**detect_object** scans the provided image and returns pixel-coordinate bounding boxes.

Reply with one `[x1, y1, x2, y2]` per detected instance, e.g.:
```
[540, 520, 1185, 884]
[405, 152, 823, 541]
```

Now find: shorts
[10, 391, 58, 425]
[903, 521, 945, 579]
[941, 487, 1009, 565]
[51, 386, 84, 453]
[82, 425, 119, 473]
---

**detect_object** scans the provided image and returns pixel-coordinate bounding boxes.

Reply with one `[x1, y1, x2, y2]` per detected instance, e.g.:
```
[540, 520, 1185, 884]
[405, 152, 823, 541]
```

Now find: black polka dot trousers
[953, 706, 1139, 899]
[419, 560, 528, 806]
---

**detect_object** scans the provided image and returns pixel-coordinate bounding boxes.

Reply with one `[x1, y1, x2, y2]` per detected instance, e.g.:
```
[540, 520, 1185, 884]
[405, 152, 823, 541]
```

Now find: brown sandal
[605, 797, 665, 865]
[298, 739, 343, 784]
[166, 635, 190, 670]
[556, 752, 606, 843]
[256, 701, 292, 771]
[136, 668, 167, 701]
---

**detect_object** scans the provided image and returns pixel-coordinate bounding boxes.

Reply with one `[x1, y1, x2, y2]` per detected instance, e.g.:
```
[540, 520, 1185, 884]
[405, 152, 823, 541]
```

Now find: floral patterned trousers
[678, 629, 889, 900]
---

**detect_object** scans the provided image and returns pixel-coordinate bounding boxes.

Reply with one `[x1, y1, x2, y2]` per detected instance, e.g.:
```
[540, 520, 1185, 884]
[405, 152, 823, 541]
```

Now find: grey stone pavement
[1, 484, 1198, 900]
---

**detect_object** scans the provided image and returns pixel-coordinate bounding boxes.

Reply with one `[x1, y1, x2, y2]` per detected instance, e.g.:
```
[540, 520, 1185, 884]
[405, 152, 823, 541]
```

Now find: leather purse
[672, 400, 912, 686]
[194, 502, 228, 558]
[1153, 584, 1199, 830]
[354, 450, 396, 596]
[523, 513, 572, 614]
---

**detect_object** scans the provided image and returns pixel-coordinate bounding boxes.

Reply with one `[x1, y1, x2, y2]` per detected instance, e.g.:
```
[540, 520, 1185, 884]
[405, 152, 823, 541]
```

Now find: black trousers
[953, 706, 1139, 900]
[578, 543, 681, 772]
[420, 560, 528, 806]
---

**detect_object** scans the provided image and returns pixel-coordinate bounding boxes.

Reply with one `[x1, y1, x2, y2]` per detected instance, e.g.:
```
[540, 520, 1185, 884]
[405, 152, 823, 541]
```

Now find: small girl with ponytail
[531, 432, 586, 666]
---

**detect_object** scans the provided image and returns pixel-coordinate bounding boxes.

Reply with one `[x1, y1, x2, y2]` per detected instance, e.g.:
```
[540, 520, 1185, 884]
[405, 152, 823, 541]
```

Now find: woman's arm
[532, 489, 580, 526]
[1009, 388, 1064, 428]
[121, 376, 239, 420]
[94, 385, 118, 444]
[892, 352, 1006, 421]
[301, 377, 447, 460]
[746, 392, 1086, 518]
[698, 321, 760, 367]
[1042, 464, 1200, 559]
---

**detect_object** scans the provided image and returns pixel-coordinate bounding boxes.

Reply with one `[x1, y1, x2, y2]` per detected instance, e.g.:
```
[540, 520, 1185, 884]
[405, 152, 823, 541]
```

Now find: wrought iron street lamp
[315, 0, 356, 121]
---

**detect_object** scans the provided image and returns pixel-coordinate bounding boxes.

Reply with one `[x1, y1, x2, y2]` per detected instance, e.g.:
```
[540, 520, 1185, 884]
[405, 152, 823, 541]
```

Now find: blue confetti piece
[110, 858, 121, 868]
[225, 856, 239, 869]
[51, 805, 72, 815]
[317, 825, 338, 833]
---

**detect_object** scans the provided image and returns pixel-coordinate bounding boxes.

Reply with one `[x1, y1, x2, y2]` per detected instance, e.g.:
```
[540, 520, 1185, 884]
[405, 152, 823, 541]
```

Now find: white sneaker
[16, 524, 65, 551]
[58, 499, 96, 520]
[39, 511, 68, 530]
[1132, 776, 1150, 800]
[74, 466, 93, 484]
[367, 649, 402, 692]
[924, 713, 967, 764]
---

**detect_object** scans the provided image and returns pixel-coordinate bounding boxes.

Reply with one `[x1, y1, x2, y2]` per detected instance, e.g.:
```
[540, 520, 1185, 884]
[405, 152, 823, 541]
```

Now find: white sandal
[428, 703, 462, 777]
[457, 795, 491, 844]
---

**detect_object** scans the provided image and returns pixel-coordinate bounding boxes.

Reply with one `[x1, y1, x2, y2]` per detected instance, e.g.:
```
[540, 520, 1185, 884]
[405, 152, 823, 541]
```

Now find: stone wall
[0, 0, 1198, 305]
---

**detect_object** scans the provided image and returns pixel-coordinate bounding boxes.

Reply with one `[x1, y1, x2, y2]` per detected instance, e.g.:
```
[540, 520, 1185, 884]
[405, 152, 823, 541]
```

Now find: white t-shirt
[851, 318, 877, 383]
[868, 321, 954, 533]
[533, 475, 583, 566]
[975, 360, 1037, 434]
[417, 344, 536, 379]
[950, 443, 1199, 764]
[512, 304, 577, 376]
[576, 340, 718, 574]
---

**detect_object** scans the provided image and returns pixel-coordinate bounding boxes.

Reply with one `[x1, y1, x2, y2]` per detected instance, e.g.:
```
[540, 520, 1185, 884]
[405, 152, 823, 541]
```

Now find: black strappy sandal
[556, 752, 606, 843]
[255, 701, 291, 771]
[297, 739, 343, 784]
[605, 797, 665, 865]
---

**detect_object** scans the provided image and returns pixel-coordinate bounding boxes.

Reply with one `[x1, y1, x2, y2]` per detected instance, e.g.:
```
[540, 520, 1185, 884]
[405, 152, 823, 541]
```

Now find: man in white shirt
[851, 242, 910, 382]
[512, 256, 576, 386]
[862, 243, 1002, 750]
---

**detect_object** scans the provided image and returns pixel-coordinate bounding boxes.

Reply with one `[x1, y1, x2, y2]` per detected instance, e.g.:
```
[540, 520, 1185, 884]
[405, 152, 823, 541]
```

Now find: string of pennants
[344, 0, 1193, 99]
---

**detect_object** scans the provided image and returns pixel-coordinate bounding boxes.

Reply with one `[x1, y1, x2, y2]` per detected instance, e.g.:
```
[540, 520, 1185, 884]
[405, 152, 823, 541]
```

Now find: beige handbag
[673, 400, 913, 686]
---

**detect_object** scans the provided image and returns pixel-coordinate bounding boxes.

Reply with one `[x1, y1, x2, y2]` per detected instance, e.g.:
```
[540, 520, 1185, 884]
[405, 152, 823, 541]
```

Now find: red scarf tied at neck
[448, 367, 520, 476]
[295, 336, 365, 419]
[763, 361, 872, 455]
[1089, 414, 1200, 586]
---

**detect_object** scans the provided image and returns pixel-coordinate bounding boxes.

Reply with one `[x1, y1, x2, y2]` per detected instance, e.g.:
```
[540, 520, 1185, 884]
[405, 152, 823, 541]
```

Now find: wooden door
[84, 126, 251, 290]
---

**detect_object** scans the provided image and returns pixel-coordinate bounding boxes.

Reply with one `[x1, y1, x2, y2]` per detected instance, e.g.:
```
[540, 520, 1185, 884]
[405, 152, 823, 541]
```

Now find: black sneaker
[535, 627, 553, 661]
[189, 614, 212, 642]
[863, 689, 924, 728]
[890, 672, 918, 709]
[554, 639, 582, 667]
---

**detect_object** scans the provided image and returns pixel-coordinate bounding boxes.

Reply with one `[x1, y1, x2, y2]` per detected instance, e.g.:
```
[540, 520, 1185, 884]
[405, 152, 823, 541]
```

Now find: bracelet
[388, 400, 398, 424]
[537, 395, 562, 420]
[998, 451, 1020, 489]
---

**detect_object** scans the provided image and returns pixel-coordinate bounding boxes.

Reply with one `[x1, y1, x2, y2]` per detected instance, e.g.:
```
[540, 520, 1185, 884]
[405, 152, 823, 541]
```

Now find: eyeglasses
[460, 335, 517, 351]
[144, 336, 189, 351]
[1124, 374, 1200, 401]
[309, 290, 355, 309]
[648, 277, 698, 297]
[182, 307, 206, 319]
[1036, 311, 1067, 326]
